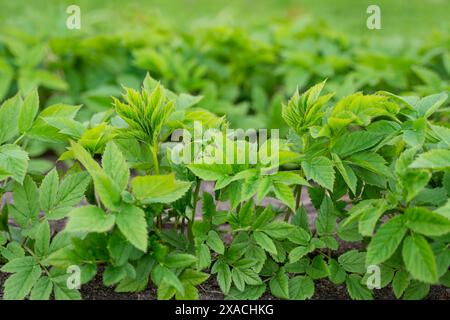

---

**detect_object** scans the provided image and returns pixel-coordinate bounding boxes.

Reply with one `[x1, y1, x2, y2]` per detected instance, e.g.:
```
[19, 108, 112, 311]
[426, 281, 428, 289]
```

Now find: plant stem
[295, 185, 302, 210]
[151, 143, 160, 175]
[188, 179, 201, 242]
[23, 245, 51, 276]
[302, 134, 308, 153]
[14, 134, 25, 145]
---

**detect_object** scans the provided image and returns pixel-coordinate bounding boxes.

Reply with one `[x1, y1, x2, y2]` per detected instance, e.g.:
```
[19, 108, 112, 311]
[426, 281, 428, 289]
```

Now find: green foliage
[1, 14, 449, 300]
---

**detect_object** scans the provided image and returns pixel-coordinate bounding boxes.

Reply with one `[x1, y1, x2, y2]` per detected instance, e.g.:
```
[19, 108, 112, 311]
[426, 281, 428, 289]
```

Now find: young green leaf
[345, 274, 373, 300]
[302, 156, 335, 190]
[404, 207, 450, 236]
[0, 144, 29, 184]
[289, 276, 314, 300]
[206, 230, 225, 255]
[402, 234, 438, 284]
[39, 168, 59, 213]
[115, 204, 148, 252]
[18, 89, 39, 134]
[102, 141, 130, 191]
[66, 205, 115, 233]
[366, 216, 407, 265]
[34, 220, 51, 258]
[409, 149, 450, 170]
[269, 269, 289, 299]
[3, 265, 42, 300]
[30, 276, 53, 300]
[253, 231, 277, 254]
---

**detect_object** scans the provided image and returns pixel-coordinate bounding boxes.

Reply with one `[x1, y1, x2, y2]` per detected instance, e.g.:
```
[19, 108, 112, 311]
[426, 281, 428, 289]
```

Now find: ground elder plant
[0, 72, 448, 300]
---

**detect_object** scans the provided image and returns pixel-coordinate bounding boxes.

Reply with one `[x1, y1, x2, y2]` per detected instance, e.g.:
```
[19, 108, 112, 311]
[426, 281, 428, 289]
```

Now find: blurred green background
[1, 0, 449, 38]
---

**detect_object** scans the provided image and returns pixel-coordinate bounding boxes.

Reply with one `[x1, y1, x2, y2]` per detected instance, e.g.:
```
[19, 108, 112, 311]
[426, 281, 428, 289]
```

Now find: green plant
[1, 10, 449, 300]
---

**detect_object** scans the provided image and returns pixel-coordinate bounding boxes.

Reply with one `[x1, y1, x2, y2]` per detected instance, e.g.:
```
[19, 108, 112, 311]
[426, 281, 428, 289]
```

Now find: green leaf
[157, 265, 185, 295]
[3, 265, 42, 300]
[237, 199, 253, 227]
[175, 284, 199, 300]
[91, 171, 122, 210]
[410, 149, 450, 170]
[404, 207, 450, 236]
[256, 176, 272, 203]
[338, 250, 366, 274]
[12, 175, 39, 227]
[272, 182, 296, 211]
[102, 141, 130, 191]
[328, 259, 346, 284]
[401, 170, 431, 203]
[345, 274, 373, 300]
[30, 276, 53, 300]
[269, 269, 289, 299]
[316, 196, 336, 235]
[366, 216, 407, 265]
[392, 269, 410, 299]
[302, 156, 335, 190]
[287, 227, 311, 245]
[39, 168, 59, 213]
[0, 242, 25, 261]
[357, 200, 388, 237]
[34, 220, 50, 258]
[1, 256, 37, 273]
[196, 244, 211, 270]
[252, 206, 275, 230]
[332, 153, 357, 194]
[241, 173, 260, 202]
[289, 276, 314, 300]
[260, 221, 294, 239]
[348, 152, 392, 178]
[180, 269, 209, 286]
[0, 144, 29, 184]
[431, 124, 450, 148]
[331, 131, 382, 158]
[232, 268, 246, 291]
[289, 246, 313, 263]
[107, 229, 134, 266]
[187, 163, 232, 181]
[28, 104, 81, 143]
[240, 268, 262, 285]
[131, 174, 191, 204]
[71, 141, 122, 210]
[103, 265, 129, 286]
[115, 204, 148, 252]
[165, 253, 197, 269]
[206, 230, 225, 254]
[253, 231, 277, 254]
[66, 205, 115, 233]
[225, 284, 266, 300]
[271, 171, 309, 186]
[403, 118, 426, 147]
[55, 172, 90, 209]
[402, 234, 438, 284]
[18, 88, 39, 134]
[402, 280, 430, 300]
[416, 92, 447, 119]
[306, 255, 329, 279]
[53, 282, 81, 300]
[215, 261, 232, 294]
[0, 95, 21, 144]
[43, 117, 85, 139]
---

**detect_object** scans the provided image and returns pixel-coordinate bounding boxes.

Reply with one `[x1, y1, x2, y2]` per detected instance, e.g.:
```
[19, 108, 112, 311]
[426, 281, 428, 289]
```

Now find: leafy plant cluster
[1, 72, 449, 300]
[1, 18, 449, 134]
